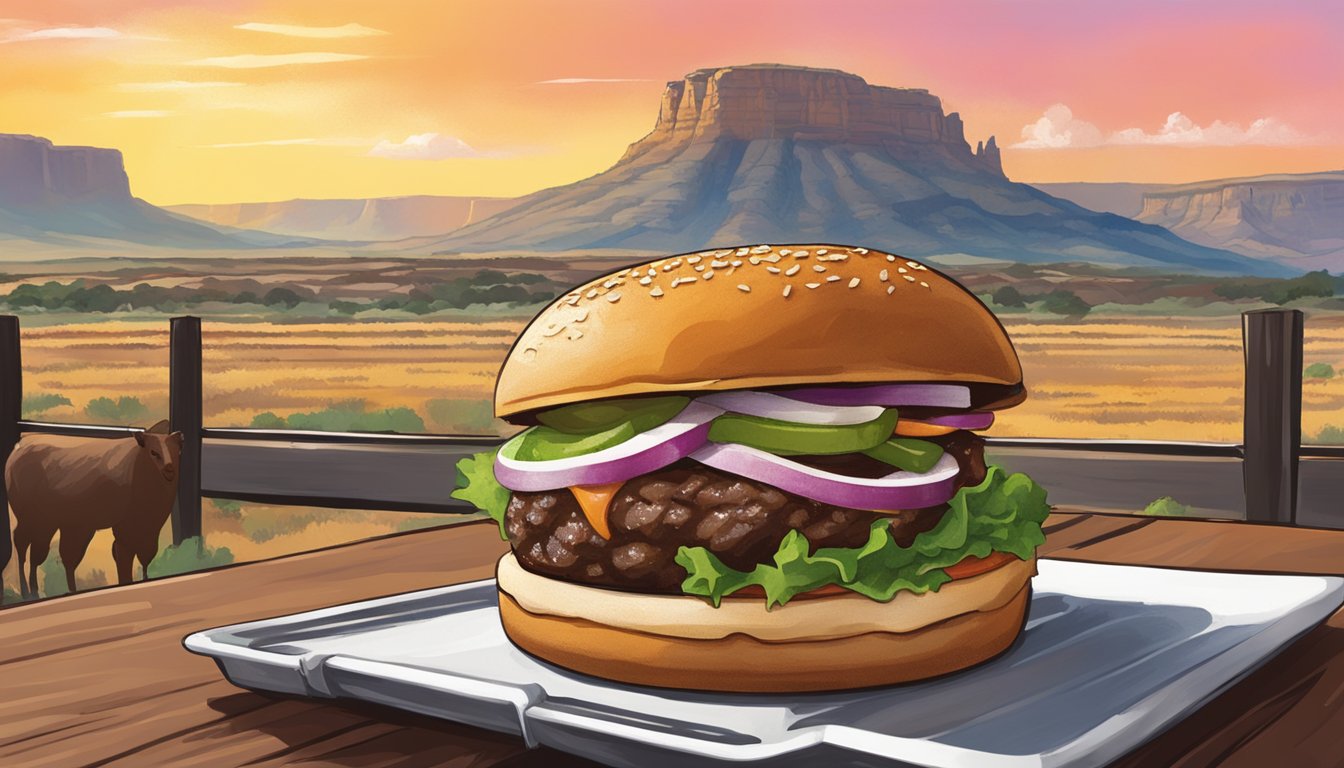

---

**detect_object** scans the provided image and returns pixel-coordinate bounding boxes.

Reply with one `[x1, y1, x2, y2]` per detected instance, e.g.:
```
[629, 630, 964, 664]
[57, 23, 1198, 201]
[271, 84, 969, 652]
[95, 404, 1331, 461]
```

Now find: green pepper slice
[707, 409, 899, 455]
[862, 437, 945, 473]
[511, 421, 637, 462]
[537, 396, 690, 435]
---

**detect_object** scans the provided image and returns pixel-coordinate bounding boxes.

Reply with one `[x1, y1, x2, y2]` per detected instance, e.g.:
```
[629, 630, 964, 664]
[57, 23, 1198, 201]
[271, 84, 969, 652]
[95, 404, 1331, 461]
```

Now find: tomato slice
[944, 551, 1018, 580]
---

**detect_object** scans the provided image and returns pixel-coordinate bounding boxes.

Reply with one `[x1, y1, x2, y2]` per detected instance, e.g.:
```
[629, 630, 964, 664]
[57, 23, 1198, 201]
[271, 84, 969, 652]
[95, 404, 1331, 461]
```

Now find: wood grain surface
[3, 513, 1344, 768]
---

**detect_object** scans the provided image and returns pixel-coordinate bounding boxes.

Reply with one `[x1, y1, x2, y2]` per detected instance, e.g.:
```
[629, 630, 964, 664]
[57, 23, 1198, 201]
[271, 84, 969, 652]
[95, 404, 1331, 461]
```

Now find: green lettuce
[451, 449, 510, 539]
[675, 465, 1050, 608]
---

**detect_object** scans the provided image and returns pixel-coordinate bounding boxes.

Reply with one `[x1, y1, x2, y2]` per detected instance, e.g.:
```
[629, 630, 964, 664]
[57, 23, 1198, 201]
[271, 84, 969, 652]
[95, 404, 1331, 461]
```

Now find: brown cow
[6, 420, 182, 598]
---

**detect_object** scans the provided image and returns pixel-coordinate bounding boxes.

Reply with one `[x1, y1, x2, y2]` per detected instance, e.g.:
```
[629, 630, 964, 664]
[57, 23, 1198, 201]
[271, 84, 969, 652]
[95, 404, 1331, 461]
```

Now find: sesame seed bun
[494, 244, 1023, 420]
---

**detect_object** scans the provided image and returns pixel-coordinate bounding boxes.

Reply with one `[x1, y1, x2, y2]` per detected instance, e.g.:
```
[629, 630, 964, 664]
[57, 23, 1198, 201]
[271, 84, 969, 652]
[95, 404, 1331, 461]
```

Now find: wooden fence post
[1243, 308, 1303, 524]
[0, 315, 19, 578]
[169, 316, 202, 544]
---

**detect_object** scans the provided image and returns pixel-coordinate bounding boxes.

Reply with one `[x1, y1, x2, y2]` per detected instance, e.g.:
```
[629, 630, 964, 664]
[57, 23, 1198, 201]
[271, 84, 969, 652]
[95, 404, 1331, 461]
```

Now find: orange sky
[3, 0, 1341, 204]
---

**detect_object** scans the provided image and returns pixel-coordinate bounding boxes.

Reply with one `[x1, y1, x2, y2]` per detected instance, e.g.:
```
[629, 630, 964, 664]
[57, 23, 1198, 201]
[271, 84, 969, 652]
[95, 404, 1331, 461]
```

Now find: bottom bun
[497, 559, 1034, 692]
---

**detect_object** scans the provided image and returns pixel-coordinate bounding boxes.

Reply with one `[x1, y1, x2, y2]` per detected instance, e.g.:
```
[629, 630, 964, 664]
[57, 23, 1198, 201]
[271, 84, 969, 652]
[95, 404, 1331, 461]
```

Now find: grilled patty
[505, 432, 986, 593]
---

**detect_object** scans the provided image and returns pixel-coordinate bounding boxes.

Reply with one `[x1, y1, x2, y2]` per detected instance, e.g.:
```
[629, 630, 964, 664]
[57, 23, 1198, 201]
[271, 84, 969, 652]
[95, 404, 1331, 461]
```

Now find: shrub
[1141, 496, 1192, 517]
[146, 536, 234, 578]
[263, 287, 306, 308]
[2, 586, 26, 605]
[85, 396, 150, 423]
[1040, 289, 1091, 317]
[1311, 425, 1344, 444]
[250, 399, 426, 433]
[992, 286, 1027, 308]
[208, 497, 244, 519]
[41, 553, 68, 597]
[1305, 362, 1336, 380]
[22, 392, 72, 417]
[426, 398, 497, 433]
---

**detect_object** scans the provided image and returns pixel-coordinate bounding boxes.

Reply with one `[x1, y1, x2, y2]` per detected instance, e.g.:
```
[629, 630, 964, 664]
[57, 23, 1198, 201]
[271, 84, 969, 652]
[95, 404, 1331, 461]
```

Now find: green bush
[84, 396, 150, 423]
[40, 553, 68, 597]
[1311, 425, 1344, 444]
[208, 498, 244, 519]
[426, 398, 497, 433]
[146, 536, 234, 578]
[1040, 289, 1091, 317]
[2, 585, 26, 605]
[1305, 362, 1336, 379]
[250, 399, 426, 433]
[1214, 270, 1337, 305]
[22, 392, 72, 417]
[992, 285, 1027, 308]
[1141, 496, 1192, 517]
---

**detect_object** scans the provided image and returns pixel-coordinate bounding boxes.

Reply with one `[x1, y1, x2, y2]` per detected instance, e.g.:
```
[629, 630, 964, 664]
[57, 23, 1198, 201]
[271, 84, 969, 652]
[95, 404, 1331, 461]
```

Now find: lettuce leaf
[675, 465, 1050, 608]
[451, 449, 511, 540]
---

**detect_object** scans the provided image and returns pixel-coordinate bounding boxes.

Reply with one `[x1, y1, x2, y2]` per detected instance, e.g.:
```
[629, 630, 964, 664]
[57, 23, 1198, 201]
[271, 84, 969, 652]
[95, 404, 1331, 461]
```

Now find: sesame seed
[914, 264, 928, 271]
[826, 275, 841, 282]
[565, 296, 580, 305]
[805, 282, 821, 289]
[737, 284, 751, 292]
[650, 286, 664, 298]
[710, 260, 729, 268]
[848, 277, 861, 288]
[830, 254, 849, 261]
[731, 260, 743, 267]
[783, 285, 793, 297]
[568, 329, 583, 340]
[879, 269, 889, 281]
[663, 263, 675, 272]
[816, 249, 828, 255]
[603, 279, 620, 289]
[703, 270, 715, 280]
[607, 292, 621, 303]
[904, 275, 916, 282]
[766, 266, 781, 274]
[687, 255, 702, 264]
[898, 267, 908, 274]
[736, 247, 749, 256]
[639, 276, 652, 286]
[886, 255, 896, 262]
[575, 309, 589, 322]
[762, 254, 781, 263]
[678, 276, 698, 285]
[907, 261, 919, 268]
[670, 259, 682, 267]
[794, 250, 810, 257]
[813, 265, 827, 273]
[785, 264, 801, 276]
[647, 267, 657, 276]
[523, 347, 538, 359]
[542, 324, 564, 337]
[752, 245, 771, 254]
[694, 264, 705, 271]
[617, 269, 631, 277]
[714, 249, 733, 257]
[778, 248, 793, 256]
[850, 247, 870, 255]
[920, 281, 930, 288]
[585, 289, 599, 299]
[887, 285, 896, 295]
[749, 257, 761, 265]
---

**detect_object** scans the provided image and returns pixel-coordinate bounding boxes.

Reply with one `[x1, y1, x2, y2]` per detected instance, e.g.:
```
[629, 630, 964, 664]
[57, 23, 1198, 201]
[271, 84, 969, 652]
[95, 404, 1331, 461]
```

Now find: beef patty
[505, 431, 986, 593]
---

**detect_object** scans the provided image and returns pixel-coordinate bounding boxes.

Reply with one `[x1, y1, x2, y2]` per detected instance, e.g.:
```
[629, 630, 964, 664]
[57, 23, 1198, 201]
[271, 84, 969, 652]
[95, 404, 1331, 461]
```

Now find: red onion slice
[912, 411, 995, 430]
[494, 401, 723, 492]
[690, 443, 961, 510]
[782, 384, 971, 409]
[695, 391, 886, 425]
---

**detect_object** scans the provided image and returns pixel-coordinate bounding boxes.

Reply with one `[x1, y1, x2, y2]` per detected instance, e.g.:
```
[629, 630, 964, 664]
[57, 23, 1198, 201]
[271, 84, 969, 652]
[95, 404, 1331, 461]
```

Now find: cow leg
[14, 523, 29, 598]
[58, 526, 96, 595]
[136, 539, 159, 582]
[112, 537, 135, 586]
[27, 533, 51, 598]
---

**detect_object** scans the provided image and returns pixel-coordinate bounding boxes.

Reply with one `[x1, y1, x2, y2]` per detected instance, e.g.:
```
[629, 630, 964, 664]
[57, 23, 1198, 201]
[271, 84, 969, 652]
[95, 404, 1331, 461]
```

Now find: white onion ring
[695, 391, 886, 425]
[494, 401, 723, 491]
[782, 384, 971, 409]
[690, 443, 961, 510]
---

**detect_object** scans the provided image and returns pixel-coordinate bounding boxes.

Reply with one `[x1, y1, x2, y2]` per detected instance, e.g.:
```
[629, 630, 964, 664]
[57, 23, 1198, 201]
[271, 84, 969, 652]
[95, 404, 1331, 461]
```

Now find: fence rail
[0, 307, 1336, 568]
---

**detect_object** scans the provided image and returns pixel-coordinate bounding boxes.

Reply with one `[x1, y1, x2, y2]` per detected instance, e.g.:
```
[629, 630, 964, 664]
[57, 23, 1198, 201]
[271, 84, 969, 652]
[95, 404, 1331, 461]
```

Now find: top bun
[495, 244, 1023, 420]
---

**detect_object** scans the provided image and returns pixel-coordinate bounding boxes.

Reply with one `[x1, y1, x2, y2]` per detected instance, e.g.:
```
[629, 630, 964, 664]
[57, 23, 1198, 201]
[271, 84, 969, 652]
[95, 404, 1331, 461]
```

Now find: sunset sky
[3, 0, 1342, 204]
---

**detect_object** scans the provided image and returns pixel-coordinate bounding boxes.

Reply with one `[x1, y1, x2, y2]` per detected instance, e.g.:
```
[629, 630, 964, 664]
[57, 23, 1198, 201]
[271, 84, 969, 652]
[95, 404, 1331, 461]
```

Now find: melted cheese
[893, 420, 958, 437]
[567, 483, 623, 539]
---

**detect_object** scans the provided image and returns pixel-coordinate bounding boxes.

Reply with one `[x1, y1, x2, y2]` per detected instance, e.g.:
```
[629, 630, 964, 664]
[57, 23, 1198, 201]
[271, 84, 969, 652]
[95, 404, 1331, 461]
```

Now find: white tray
[184, 559, 1344, 768]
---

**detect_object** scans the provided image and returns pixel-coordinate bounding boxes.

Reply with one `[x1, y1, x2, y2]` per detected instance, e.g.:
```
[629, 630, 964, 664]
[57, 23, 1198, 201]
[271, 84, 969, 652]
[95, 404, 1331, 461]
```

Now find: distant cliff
[434, 64, 1282, 276]
[1135, 172, 1344, 271]
[168, 195, 521, 241]
[0, 133, 289, 250]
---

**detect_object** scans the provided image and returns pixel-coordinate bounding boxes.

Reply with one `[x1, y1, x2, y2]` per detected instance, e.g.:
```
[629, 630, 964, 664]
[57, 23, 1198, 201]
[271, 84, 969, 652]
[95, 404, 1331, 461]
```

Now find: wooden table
[4, 512, 1344, 767]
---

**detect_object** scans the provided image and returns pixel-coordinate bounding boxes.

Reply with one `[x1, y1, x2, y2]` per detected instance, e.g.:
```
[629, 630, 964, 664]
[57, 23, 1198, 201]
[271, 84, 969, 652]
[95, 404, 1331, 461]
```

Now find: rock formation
[435, 64, 1281, 276]
[169, 195, 521, 241]
[0, 134, 132, 207]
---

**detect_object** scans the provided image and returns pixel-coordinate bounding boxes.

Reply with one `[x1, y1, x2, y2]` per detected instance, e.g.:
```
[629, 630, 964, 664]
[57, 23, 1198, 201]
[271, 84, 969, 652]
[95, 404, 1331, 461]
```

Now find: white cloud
[2, 25, 121, 43]
[104, 110, 172, 118]
[235, 22, 388, 38]
[1014, 104, 1309, 149]
[536, 77, 652, 84]
[368, 133, 485, 160]
[186, 52, 368, 68]
[119, 80, 244, 92]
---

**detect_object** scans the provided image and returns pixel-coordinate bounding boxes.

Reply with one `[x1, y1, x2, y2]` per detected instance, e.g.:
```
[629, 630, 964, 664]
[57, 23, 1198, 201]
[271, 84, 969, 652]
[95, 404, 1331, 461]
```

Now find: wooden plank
[0, 315, 19, 581]
[170, 316, 203, 543]
[1242, 308, 1303, 524]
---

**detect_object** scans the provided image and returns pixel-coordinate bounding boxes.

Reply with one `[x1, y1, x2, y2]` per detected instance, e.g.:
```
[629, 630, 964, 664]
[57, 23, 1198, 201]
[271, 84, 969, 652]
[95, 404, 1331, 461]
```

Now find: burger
[452, 243, 1049, 692]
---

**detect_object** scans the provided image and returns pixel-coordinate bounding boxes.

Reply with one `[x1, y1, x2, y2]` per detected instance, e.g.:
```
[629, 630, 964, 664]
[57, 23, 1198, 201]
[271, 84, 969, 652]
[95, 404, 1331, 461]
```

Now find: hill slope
[168, 195, 521, 241]
[435, 65, 1285, 277]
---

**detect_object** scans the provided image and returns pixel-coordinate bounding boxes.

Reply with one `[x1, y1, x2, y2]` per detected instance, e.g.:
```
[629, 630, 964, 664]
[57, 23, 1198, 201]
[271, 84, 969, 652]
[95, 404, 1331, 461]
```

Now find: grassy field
[7, 310, 1344, 598]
